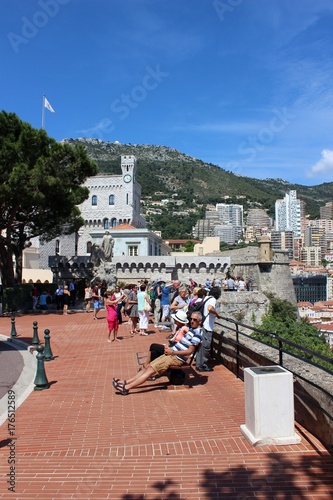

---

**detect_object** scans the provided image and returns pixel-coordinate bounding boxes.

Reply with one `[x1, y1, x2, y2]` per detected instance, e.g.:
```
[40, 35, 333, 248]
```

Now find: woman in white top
[114, 286, 124, 324]
[137, 284, 151, 336]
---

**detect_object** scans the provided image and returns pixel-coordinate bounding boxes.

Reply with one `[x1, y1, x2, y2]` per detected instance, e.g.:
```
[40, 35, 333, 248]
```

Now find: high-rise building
[320, 201, 333, 220]
[271, 230, 294, 259]
[300, 247, 322, 267]
[214, 225, 238, 245]
[246, 208, 270, 229]
[275, 190, 301, 237]
[192, 211, 220, 240]
[215, 203, 243, 239]
[193, 203, 244, 242]
[292, 274, 327, 303]
[304, 227, 326, 258]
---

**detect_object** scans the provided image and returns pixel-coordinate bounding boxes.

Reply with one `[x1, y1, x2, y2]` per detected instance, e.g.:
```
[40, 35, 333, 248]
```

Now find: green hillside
[64, 138, 333, 238]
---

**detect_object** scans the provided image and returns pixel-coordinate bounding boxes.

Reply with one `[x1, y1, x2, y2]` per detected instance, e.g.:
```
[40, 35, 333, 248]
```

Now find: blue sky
[2, 0, 333, 186]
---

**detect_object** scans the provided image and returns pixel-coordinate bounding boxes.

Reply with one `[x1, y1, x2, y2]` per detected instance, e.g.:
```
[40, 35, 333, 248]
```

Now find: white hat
[171, 310, 189, 325]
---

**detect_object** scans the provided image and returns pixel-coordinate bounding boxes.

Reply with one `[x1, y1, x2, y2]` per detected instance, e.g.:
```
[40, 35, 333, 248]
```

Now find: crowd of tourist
[30, 279, 77, 313]
[89, 276, 225, 397]
[26, 271, 254, 395]
[29, 274, 253, 395]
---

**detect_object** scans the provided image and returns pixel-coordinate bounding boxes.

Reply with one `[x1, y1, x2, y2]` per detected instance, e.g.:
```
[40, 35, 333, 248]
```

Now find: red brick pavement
[0, 311, 332, 499]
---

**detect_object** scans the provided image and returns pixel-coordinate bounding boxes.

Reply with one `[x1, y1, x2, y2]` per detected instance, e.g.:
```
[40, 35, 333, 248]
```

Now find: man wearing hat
[113, 311, 203, 395]
[149, 310, 190, 361]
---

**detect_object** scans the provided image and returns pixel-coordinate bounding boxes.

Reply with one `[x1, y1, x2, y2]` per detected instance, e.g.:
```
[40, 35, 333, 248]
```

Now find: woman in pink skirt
[105, 289, 126, 342]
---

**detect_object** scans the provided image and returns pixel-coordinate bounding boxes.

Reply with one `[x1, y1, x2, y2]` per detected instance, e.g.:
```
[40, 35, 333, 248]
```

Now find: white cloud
[307, 149, 333, 177]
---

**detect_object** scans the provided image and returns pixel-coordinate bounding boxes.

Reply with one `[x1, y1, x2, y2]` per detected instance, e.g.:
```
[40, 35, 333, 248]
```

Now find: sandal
[114, 381, 129, 395]
[113, 377, 126, 387]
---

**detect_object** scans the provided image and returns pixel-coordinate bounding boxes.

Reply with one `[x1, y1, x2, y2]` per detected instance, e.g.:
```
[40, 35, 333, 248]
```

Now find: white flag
[44, 96, 55, 113]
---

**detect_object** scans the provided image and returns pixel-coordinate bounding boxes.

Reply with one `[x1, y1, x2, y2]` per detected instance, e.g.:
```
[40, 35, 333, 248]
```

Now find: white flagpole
[42, 95, 45, 129]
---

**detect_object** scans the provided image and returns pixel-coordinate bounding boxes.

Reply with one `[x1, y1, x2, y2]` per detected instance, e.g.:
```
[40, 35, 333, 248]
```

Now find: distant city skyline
[2, 0, 333, 186]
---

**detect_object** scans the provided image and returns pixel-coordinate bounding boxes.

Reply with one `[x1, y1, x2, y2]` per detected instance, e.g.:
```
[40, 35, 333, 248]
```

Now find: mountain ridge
[64, 138, 333, 221]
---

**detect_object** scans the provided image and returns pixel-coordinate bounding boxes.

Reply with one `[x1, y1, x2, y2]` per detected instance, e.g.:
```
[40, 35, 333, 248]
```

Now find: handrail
[216, 315, 333, 376]
[214, 315, 333, 444]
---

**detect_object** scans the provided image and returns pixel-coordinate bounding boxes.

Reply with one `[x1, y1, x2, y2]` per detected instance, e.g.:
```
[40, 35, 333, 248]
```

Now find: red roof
[112, 223, 136, 230]
[314, 323, 333, 332]
[164, 239, 201, 244]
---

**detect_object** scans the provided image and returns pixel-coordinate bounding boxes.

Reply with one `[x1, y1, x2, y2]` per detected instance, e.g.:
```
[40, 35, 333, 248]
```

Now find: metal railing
[216, 315, 333, 379]
[213, 315, 333, 448]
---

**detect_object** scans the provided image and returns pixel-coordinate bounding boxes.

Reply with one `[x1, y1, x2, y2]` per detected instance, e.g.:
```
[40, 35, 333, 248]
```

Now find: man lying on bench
[113, 311, 203, 395]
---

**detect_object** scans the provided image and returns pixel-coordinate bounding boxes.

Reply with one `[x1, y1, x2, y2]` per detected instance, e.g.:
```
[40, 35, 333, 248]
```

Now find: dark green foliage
[0, 112, 98, 286]
[252, 295, 333, 372]
[3, 283, 57, 313]
[146, 209, 200, 239]
[183, 240, 196, 252]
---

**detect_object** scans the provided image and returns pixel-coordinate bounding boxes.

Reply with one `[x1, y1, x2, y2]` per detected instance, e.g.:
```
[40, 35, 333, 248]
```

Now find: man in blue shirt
[113, 312, 203, 395]
[160, 283, 172, 322]
[38, 291, 49, 310]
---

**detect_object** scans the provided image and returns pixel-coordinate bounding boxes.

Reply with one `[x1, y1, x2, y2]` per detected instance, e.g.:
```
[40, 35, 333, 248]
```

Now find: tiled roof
[112, 223, 136, 230]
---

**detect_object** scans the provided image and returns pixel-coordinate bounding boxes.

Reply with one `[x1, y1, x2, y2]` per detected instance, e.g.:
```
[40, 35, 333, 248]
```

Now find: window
[111, 218, 118, 227]
[55, 239, 60, 254]
[109, 194, 115, 205]
[87, 241, 92, 253]
[92, 195, 97, 206]
[128, 245, 138, 256]
[103, 219, 109, 229]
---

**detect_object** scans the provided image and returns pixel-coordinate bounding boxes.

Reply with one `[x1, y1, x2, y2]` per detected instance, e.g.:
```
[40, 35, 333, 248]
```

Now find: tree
[0, 111, 98, 286]
[183, 240, 195, 252]
[252, 295, 333, 371]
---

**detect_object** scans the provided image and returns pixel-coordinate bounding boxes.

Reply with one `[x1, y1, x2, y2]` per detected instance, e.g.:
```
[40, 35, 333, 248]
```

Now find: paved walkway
[0, 310, 332, 500]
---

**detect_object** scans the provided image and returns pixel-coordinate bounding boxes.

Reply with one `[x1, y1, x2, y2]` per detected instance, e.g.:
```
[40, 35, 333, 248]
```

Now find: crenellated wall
[49, 255, 231, 285]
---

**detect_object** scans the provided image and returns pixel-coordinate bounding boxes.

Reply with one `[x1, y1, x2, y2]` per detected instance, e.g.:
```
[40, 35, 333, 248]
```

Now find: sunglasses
[190, 317, 199, 321]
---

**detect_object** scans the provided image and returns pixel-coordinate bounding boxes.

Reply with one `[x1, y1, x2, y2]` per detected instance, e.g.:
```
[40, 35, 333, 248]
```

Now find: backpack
[187, 297, 210, 323]
[151, 283, 162, 301]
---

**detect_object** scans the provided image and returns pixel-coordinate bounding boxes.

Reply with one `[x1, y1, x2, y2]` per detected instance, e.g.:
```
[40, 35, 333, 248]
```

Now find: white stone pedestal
[240, 366, 301, 446]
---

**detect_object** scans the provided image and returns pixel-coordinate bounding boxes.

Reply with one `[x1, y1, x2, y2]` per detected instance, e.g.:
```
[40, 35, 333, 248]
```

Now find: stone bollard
[34, 345, 50, 391]
[32, 321, 40, 346]
[43, 329, 53, 361]
[10, 316, 17, 339]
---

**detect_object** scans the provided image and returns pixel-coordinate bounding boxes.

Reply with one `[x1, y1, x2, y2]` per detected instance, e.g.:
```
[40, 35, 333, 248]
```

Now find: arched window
[87, 241, 92, 253]
[55, 239, 60, 254]
[92, 195, 97, 206]
[109, 194, 115, 205]
[103, 219, 110, 229]
[111, 218, 118, 227]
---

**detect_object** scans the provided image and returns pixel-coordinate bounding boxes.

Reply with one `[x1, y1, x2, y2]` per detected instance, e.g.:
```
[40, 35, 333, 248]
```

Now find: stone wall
[226, 247, 297, 306]
[48, 255, 231, 286]
[218, 290, 270, 325]
[114, 256, 230, 285]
